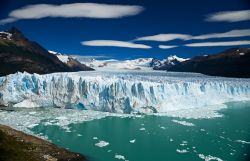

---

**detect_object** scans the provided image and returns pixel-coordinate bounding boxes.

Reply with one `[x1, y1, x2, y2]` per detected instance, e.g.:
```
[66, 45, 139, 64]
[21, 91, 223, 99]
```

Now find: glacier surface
[0, 71, 250, 114]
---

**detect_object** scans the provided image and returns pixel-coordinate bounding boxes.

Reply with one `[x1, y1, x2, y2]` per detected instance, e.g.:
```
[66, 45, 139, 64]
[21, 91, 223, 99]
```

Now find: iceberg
[0, 71, 250, 114]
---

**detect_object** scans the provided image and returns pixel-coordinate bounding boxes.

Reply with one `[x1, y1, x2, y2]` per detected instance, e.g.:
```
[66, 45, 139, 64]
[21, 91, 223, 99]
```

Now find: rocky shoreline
[0, 124, 86, 161]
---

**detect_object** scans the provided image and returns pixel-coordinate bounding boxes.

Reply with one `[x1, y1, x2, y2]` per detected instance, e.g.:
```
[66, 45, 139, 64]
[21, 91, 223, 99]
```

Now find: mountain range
[0, 27, 249, 78]
[166, 48, 250, 78]
[0, 27, 93, 76]
[80, 55, 188, 71]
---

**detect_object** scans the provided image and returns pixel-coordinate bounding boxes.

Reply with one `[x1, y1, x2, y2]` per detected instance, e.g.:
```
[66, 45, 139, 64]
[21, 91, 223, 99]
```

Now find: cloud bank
[185, 40, 250, 47]
[81, 40, 151, 49]
[205, 10, 250, 22]
[0, 3, 144, 24]
[192, 29, 250, 40]
[135, 34, 192, 42]
[135, 29, 250, 42]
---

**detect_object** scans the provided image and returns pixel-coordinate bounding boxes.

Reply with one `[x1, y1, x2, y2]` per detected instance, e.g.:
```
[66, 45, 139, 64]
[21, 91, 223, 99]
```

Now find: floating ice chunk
[93, 137, 98, 140]
[158, 104, 227, 119]
[55, 116, 67, 120]
[219, 136, 225, 139]
[27, 123, 39, 128]
[235, 140, 250, 144]
[172, 120, 195, 126]
[176, 149, 188, 153]
[44, 122, 53, 126]
[198, 154, 223, 161]
[200, 129, 205, 132]
[139, 127, 146, 131]
[180, 140, 188, 146]
[170, 138, 174, 142]
[65, 129, 71, 133]
[95, 140, 109, 147]
[130, 139, 136, 143]
[29, 112, 37, 115]
[108, 150, 112, 152]
[239, 53, 245, 56]
[115, 154, 126, 160]
[160, 126, 166, 129]
[77, 134, 82, 136]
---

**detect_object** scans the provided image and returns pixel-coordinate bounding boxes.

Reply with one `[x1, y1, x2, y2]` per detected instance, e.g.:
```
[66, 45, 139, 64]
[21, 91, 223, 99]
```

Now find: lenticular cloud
[0, 3, 144, 24]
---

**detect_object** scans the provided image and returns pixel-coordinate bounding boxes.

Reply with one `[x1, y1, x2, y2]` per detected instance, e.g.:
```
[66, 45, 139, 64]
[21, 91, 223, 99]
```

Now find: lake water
[29, 101, 250, 161]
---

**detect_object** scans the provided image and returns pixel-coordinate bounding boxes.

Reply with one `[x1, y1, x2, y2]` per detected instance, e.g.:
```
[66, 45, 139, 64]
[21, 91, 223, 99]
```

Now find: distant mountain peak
[5, 27, 25, 41]
[167, 55, 189, 62]
[7, 27, 22, 34]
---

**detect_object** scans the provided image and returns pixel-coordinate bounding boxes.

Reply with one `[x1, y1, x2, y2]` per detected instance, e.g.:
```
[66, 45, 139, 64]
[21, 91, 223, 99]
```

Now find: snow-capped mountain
[152, 55, 189, 70]
[80, 55, 188, 71]
[48, 50, 94, 71]
[81, 58, 153, 70]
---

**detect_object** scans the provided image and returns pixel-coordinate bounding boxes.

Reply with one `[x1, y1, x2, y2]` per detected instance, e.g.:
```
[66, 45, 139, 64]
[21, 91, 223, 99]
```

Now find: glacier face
[0, 71, 250, 114]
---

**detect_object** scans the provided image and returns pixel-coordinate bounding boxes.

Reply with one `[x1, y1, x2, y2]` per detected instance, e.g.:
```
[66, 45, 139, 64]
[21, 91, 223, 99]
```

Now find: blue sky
[0, 0, 250, 59]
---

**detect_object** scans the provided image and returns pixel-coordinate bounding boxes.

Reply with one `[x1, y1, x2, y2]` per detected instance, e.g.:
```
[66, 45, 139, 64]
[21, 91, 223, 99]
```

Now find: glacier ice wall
[0, 71, 250, 113]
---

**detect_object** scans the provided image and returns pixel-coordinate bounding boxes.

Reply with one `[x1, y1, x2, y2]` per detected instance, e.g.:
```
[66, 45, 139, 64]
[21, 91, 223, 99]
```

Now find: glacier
[0, 71, 250, 114]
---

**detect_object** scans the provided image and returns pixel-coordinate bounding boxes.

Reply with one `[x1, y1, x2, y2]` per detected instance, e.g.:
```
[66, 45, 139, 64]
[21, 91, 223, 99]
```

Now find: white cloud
[135, 29, 250, 42]
[158, 45, 177, 49]
[135, 34, 192, 42]
[206, 10, 250, 22]
[192, 29, 250, 40]
[0, 3, 144, 24]
[185, 40, 250, 47]
[81, 40, 151, 49]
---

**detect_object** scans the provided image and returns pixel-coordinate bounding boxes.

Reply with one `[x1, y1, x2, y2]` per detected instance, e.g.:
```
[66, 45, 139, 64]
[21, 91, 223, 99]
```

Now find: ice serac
[0, 71, 250, 114]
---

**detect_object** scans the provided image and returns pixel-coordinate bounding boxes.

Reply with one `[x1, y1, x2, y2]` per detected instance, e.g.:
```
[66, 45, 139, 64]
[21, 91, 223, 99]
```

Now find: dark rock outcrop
[0, 124, 86, 161]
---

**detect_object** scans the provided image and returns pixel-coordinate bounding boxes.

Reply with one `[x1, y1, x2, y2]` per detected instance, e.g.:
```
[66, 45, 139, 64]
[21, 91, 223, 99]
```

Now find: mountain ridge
[166, 48, 250, 78]
[0, 27, 93, 76]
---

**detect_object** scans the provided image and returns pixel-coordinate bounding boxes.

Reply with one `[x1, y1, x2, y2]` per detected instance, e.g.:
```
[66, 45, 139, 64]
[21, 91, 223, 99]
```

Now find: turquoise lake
[29, 101, 250, 161]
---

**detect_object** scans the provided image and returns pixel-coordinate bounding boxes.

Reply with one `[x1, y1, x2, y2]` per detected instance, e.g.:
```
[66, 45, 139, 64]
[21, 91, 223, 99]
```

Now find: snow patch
[167, 55, 189, 62]
[0, 31, 12, 40]
[49, 50, 69, 63]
